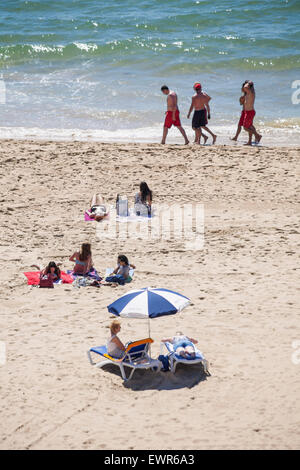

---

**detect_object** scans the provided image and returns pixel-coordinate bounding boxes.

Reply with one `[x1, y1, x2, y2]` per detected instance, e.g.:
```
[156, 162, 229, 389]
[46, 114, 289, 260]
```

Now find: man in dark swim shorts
[192, 108, 208, 129]
[187, 82, 217, 145]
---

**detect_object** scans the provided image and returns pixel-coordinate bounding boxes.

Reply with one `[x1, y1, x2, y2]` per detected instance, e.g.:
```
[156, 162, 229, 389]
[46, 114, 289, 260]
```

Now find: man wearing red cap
[160, 85, 189, 145]
[187, 82, 217, 144]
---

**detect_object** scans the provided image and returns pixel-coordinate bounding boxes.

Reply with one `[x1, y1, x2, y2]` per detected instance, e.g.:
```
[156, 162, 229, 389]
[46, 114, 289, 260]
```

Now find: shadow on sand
[100, 363, 210, 390]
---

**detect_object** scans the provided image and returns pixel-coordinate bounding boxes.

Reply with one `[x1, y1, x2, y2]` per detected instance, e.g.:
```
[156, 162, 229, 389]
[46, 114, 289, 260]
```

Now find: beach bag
[39, 272, 54, 288]
[158, 354, 170, 372]
[116, 195, 128, 217]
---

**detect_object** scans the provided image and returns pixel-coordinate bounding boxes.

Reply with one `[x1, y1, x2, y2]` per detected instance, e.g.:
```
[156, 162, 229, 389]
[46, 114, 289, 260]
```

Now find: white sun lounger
[88, 338, 161, 382]
[161, 341, 209, 374]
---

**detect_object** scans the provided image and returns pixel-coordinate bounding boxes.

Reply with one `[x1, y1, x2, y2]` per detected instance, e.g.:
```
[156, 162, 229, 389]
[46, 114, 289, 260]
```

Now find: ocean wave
[1, 40, 299, 73]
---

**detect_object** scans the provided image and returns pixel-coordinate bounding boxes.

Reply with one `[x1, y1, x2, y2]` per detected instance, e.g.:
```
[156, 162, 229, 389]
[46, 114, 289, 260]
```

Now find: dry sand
[0, 139, 299, 450]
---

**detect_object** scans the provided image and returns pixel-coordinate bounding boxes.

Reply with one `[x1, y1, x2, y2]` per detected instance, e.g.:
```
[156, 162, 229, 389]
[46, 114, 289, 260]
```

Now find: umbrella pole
[148, 318, 151, 356]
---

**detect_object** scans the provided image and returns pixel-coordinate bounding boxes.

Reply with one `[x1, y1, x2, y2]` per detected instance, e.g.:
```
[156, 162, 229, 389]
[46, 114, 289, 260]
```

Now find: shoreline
[1, 123, 300, 147]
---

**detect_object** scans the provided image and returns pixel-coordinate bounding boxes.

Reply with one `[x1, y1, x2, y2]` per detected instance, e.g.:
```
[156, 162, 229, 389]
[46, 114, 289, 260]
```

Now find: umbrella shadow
[100, 363, 210, 390]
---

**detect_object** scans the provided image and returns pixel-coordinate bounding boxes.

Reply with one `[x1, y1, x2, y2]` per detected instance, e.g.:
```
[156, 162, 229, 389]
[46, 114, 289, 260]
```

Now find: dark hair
[161, 85, 169, 91]
[241, 80, 250, 95]
[242, 80, 254, 89]
[79, 243, 91, 261]
[118, 255, 129, 265]
[140, 181, 152, 203]
[45, 261, 61, 279]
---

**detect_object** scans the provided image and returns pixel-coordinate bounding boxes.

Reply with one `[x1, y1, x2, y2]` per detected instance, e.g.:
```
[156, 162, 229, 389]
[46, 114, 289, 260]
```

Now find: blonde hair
[110, 319, 121, 334]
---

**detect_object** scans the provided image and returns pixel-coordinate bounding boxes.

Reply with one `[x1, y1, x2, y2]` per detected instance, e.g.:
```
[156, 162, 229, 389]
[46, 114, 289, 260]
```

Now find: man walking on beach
[161, 85, 189, 145]
[187, 82, 217, 144]
[242, 81, 262, 145]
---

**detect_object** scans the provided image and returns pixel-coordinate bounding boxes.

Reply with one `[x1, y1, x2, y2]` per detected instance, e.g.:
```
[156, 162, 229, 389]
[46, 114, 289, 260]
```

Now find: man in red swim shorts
[161, 85, 189, 145]
[242, 81, 262, 145]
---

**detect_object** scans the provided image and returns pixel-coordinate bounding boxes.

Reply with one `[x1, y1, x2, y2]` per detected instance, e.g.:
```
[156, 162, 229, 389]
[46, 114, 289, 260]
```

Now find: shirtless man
[187, 82, 217, 144]
[161, 85, 189, 145]
[231, 81, 248, 142]
[242, 81, 262, 145]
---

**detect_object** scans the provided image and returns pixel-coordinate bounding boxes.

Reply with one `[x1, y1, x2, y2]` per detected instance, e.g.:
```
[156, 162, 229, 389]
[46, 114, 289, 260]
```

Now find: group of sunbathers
[161, 80, 262, 146]
[30, 181, 153, 286]
[86, 181, 153, 222]
[33, 248, 135, 287]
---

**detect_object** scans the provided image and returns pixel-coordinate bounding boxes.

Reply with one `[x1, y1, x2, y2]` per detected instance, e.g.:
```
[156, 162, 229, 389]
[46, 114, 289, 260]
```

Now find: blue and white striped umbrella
[107, 287, 190, 319]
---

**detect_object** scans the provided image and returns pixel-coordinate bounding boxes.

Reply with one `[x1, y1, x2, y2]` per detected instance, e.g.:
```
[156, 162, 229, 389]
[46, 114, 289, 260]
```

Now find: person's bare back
[192, 91, 210, 110]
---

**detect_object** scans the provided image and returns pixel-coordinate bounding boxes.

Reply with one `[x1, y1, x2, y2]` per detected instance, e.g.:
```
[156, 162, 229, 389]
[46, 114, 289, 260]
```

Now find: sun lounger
[160, 341, 209, 374]
[87, 338, 161, 381]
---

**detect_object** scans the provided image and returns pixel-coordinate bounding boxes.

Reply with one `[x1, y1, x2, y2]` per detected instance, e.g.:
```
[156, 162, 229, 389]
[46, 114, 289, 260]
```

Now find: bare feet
[212, 134, 217, 144]
[244, 142, 252, 146]
[231, 137, 238, 141]
[160, 141, 165, 145]
[184, 140, 189, 145]
[203, 135, 208, 145]
[255, 134, 262, 144]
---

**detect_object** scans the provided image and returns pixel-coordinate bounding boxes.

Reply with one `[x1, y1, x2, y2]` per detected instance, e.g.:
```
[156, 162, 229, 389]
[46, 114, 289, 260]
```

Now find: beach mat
[67, 268, 102, 281]
[84, 211, 110, 221]
[24, 271, 74, 285]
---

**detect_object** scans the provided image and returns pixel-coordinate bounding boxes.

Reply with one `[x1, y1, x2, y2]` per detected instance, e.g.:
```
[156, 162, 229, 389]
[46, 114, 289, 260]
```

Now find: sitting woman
[134, 181, 153, 216]
[105, 255, 135, 286]
[161, 331, 198, 358]
[107, 320, 126, 359]
[32, 261, 61, 282]
[86, 193, 109, 221]
[69, 243, 93, 275]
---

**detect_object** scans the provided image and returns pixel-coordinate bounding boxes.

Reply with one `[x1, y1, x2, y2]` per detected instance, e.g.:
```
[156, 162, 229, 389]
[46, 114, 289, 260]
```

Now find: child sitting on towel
[31, 261, 61, 282]
[161, 332, 198, 358]
[105, 255, 135, 286]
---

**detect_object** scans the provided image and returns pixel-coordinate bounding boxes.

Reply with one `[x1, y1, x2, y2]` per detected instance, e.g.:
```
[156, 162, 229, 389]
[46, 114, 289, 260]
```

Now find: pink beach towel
[84, 211, 110, 222]
[84, 211, 94, 221]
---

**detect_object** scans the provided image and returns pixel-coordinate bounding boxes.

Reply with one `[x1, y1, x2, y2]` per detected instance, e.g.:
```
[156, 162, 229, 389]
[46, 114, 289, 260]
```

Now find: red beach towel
[24, 271, 74, 285]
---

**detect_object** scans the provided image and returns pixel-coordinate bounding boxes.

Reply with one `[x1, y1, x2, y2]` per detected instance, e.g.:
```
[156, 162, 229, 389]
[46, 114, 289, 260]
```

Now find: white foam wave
[0, 124, 299, 147]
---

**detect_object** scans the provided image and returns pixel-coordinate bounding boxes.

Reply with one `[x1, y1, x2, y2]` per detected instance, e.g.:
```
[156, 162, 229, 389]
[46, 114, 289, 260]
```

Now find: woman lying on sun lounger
[161, 331, 198, 358]
[104, 255, 135, 286]
[31, 261, 61, 281]
[86, 193, 109, 222]
[107, 320, 126, 359]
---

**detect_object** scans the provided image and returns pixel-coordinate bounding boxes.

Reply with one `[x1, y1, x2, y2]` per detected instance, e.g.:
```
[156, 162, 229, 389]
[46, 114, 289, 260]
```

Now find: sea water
[0, 0, 299, 145]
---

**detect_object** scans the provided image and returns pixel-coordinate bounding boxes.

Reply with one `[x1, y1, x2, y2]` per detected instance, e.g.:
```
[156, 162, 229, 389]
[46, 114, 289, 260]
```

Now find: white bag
[117, 195, 128, 217]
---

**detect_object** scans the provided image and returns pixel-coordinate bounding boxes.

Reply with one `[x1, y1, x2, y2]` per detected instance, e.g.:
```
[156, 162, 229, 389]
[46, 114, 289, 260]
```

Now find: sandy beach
[0, 139, 299, 450]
